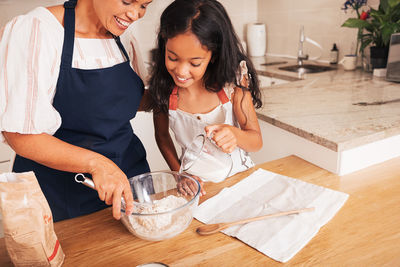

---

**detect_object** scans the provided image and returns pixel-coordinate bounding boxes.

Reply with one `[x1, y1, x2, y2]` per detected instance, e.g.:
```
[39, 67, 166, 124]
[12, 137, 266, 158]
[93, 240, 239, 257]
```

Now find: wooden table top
[1, 155, 400, 266]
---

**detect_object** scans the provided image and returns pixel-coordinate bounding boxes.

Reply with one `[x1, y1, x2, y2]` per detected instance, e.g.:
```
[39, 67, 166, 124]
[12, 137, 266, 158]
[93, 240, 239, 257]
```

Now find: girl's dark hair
[147, 0, 262, 113]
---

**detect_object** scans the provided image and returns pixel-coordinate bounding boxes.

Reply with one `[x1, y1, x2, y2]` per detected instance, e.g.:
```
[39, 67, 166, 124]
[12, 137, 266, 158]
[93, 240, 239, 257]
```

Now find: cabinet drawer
[0, 143, 13, 162]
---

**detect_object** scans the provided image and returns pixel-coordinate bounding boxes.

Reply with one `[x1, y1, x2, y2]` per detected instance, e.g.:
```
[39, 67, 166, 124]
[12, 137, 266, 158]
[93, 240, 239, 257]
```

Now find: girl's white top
[169, 61, 255, 182]
[0, 7, 147, 142]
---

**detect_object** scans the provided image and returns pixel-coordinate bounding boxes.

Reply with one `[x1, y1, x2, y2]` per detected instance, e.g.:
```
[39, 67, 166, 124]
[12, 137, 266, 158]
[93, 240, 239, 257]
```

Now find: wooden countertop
[1, 155, 400, 266]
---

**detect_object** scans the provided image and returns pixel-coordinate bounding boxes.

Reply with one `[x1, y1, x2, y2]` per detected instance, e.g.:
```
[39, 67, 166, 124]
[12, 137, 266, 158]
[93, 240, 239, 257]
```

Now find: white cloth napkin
[194, 168, 349, 263]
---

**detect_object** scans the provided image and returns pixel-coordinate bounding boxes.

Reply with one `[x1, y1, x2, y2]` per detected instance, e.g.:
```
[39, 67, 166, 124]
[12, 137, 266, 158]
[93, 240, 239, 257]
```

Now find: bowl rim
[121, 170, 201, 216]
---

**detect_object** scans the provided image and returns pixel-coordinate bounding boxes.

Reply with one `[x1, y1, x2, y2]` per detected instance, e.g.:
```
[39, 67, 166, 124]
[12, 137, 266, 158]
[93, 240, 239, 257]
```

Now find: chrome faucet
[297, 25, 309, 66]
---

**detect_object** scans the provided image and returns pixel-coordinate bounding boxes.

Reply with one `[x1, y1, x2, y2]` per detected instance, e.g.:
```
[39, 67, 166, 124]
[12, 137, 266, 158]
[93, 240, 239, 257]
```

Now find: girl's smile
[176, 75, 190, 83]
[165, 31, 212, 89]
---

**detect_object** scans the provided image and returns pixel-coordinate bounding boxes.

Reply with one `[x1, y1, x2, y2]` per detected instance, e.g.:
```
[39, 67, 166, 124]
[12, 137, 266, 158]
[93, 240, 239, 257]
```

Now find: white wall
[0, 0, 64, 27]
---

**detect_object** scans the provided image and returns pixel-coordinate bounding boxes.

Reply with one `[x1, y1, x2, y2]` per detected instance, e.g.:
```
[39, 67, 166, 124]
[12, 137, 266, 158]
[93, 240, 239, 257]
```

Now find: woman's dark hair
[147, 0, 262, 113]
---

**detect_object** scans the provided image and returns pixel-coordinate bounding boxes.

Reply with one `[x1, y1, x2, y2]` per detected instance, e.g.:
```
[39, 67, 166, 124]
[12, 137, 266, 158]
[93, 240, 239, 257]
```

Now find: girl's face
[165, 31, 212, 90]
[93, 0, 152, 36]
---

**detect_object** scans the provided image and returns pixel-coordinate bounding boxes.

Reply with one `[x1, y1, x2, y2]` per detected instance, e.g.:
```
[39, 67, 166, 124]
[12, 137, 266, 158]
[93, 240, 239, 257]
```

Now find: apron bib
[168, 87, 254, 182]
[13, 0, 149, 221]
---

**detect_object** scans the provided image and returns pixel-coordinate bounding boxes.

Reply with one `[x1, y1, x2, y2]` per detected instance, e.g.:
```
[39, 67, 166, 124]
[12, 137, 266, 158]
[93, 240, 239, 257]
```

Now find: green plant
[342, 0, 400, 52]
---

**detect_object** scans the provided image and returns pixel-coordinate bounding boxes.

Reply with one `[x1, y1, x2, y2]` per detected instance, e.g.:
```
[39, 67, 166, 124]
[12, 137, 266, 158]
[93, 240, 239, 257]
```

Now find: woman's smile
[114, 16, 131, 29]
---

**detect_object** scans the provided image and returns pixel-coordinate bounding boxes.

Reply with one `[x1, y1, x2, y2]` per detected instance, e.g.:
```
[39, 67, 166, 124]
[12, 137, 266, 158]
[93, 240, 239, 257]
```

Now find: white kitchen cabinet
[0, 162, 11, 174]
[0, 142, 10, 238]
[0, 144, 14, 238]
[0, 143, 14, 174]
[250, 119, 338, 171]
[0, 142, 12, 161]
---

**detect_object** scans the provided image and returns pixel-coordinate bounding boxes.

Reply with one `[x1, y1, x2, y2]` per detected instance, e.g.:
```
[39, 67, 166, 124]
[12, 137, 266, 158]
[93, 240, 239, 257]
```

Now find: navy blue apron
[12, 0, 150, 222]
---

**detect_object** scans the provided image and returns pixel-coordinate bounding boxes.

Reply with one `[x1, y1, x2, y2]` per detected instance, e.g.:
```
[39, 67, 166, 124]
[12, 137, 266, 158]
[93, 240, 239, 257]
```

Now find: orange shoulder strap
[169, 86, 179, 110]
[217, 89, 229, 104]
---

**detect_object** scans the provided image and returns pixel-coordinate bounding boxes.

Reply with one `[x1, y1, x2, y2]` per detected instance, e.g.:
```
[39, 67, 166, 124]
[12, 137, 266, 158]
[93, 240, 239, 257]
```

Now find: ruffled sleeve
[120, 30, 148, 85]
[223, 60, 249, 100]
[0, 10, 62, 143]
[236, 60, 249, 87]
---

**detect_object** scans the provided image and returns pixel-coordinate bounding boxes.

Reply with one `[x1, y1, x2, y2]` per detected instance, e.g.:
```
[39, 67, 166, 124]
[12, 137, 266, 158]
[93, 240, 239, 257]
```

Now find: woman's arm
[153, 111, 180, 172]
[2, 132, 134, 220]
[205, 88, 262, 153]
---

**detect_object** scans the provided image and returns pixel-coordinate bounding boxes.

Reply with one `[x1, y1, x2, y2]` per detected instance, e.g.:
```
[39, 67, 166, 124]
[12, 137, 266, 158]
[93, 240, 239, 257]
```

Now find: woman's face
[93, 0, 152, 36]
[165, 31, 212, 90]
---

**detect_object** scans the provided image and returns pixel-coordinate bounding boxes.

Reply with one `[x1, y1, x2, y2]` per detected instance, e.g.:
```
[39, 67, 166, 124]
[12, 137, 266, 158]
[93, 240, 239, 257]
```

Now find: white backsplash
[258, 0, 380, 62]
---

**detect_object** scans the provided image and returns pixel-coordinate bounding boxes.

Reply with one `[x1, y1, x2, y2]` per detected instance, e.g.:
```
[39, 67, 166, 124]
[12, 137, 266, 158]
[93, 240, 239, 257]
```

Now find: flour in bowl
[121, 195, 192, 240]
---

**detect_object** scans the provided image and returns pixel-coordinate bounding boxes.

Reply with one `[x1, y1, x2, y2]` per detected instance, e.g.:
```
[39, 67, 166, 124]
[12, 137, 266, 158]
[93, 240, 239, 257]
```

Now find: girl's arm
[153, 111, 205, 195]
[205, 87, 262, 153]
[153, 111, 181, 172]
[137, 89, 152, 112]
[2, 132, 134, 220]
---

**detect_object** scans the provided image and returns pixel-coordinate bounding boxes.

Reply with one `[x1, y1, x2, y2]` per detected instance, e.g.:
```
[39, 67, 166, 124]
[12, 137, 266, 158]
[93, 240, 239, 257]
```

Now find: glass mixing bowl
[120, 171, 200, 241]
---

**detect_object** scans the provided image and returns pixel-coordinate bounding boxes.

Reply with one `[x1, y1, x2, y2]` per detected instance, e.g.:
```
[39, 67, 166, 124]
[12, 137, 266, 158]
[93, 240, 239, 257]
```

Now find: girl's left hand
[177, 174, 205, 196]
[205, 124, 237, 153]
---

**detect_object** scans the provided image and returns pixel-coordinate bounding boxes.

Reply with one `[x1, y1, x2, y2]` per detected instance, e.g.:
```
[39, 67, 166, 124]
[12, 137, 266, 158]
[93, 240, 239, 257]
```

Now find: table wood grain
[1, 155, 400, 266]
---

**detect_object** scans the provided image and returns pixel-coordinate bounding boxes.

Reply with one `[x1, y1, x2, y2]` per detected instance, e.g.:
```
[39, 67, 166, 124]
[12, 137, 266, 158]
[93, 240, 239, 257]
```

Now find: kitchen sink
[261, 61, 288, 66]
[279, 64, 336, 73]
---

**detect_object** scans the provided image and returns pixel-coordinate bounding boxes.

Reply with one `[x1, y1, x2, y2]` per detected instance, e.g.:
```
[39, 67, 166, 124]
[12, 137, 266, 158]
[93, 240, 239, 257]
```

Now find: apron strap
[60, 0, 77, 69]
[63, 0, 77, 9]
[217, 89, 229, 104]
[114, 36, 130, 62]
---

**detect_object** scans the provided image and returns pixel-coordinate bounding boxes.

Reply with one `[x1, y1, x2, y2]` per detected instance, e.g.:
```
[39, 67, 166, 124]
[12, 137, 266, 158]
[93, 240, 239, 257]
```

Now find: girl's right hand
[205, 124, 238, 153]
[88, 156, 134, 220]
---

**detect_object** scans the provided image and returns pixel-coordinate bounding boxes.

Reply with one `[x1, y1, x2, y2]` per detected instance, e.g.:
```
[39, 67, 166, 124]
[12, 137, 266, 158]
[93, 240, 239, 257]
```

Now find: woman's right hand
[88, 156, 134, 220]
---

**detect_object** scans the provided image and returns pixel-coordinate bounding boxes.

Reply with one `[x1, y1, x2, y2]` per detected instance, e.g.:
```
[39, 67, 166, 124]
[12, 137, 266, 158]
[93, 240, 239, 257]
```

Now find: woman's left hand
[205, 124, 237, 153]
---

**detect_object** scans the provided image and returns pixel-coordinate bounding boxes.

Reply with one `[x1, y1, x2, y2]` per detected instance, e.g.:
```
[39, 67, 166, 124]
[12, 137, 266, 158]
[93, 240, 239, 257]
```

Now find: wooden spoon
[196, 207, 315, 235]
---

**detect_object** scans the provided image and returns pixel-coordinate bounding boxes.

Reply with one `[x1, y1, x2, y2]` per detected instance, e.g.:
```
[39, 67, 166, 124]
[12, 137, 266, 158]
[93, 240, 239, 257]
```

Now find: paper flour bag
[0, 171, 64, 266]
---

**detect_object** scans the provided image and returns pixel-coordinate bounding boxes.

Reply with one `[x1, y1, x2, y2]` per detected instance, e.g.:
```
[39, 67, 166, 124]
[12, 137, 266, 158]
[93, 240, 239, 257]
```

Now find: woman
[0, 0, 153, 221]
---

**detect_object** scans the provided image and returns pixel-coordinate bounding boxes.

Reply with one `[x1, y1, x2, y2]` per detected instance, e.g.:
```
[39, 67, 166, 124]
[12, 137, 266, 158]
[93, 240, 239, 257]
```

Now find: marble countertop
[253, 56, 400, 152]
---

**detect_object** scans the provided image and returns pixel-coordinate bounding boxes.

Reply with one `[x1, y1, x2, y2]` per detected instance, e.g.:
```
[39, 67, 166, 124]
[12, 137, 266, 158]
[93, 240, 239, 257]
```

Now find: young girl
[147, 0, 263, 193]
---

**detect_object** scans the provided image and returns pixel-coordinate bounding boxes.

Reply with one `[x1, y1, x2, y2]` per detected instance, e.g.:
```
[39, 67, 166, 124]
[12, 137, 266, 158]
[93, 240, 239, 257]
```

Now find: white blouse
[0, 7, 147, 143]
